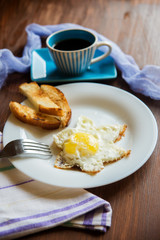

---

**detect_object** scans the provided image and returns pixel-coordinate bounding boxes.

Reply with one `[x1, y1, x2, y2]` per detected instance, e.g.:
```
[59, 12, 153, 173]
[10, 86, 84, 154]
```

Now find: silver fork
[0, 139, 52, 159]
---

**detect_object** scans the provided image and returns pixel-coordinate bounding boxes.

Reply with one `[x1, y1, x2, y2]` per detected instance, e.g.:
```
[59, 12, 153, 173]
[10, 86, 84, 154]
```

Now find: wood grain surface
[0, 1, 160, 240]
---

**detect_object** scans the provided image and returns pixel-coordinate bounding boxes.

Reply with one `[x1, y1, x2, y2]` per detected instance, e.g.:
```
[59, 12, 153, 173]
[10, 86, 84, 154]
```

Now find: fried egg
[53, 116, 131, 173]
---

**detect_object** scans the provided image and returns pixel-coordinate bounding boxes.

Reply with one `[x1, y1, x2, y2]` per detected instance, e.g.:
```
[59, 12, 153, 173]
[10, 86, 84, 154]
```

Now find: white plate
[3, 83, 158, 188]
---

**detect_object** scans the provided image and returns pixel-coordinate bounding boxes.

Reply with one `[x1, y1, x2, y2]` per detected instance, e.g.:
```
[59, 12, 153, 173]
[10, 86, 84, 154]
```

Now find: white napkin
[0, 132, 112, 239]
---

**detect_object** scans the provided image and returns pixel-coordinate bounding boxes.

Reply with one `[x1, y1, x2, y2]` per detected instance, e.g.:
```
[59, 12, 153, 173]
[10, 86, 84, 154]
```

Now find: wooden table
[0, 0, 160, 239]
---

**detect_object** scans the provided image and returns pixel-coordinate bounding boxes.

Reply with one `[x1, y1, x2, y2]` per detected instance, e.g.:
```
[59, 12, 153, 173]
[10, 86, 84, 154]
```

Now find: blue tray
[31, 48, 117, 83]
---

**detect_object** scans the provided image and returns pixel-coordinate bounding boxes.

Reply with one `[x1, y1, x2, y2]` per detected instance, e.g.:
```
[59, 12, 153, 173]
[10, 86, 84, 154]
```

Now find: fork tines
[22, 139, 52, 156]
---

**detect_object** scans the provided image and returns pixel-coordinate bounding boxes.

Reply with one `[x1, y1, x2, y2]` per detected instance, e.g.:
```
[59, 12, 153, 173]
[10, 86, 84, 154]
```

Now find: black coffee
[54, 38, 91, 51]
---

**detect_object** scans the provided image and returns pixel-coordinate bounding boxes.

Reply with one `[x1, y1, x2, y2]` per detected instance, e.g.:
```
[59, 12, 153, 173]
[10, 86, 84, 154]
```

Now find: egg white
[53, 116, 131, 173]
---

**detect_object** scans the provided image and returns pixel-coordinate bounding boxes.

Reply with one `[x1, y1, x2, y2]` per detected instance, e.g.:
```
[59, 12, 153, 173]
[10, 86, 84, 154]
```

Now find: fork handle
[0, 149, 16, 158]
[0, 150, 13, 158]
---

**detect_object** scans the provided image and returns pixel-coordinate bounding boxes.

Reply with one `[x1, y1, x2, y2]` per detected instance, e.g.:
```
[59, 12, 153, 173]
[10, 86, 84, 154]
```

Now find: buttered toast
[9, 102, 61, 130]
[19, 82, 63, 116]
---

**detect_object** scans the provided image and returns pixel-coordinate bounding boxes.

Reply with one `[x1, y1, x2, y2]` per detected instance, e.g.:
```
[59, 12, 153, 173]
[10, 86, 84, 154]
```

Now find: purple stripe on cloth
[0, 179, 34, 190]
[0, 132, 3, 144]
[0, 200, 106, 237]
[0, 195, 98, 227]
[101, 205, 107, 226]
[0, 138, 3, 148]
[83, 209, 95, 225]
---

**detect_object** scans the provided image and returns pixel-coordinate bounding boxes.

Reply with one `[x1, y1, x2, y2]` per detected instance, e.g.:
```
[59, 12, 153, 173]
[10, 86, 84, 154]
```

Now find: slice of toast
[41, 85, 71, 127]
[19, 82, 63, 116]
[9, 101, 61, 130]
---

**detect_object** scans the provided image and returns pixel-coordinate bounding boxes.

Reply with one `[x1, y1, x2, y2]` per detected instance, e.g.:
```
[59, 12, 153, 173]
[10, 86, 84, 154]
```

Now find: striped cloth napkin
[0, 132, 112, 239]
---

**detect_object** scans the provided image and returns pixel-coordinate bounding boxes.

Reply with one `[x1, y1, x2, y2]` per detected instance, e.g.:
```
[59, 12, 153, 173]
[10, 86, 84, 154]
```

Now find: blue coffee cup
[46, 29, 112, 76]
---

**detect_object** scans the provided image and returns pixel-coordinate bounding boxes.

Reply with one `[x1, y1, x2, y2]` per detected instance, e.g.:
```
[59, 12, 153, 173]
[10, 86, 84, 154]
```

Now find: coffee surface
[54, 38, 91, 51]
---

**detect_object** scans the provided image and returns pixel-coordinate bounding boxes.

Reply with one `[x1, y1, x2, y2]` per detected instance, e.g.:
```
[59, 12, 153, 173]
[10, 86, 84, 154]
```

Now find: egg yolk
[64, 132, 99, 156]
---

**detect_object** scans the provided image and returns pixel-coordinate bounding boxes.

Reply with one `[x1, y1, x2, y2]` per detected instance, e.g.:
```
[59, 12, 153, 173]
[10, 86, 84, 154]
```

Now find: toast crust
[9, 101, 61, 130]
[41, 85, 72, 127]
[19, 82, 63, 116]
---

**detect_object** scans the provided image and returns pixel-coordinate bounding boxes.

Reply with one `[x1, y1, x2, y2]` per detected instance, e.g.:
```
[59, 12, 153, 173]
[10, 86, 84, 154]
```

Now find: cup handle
[90, 42, 112, 65]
